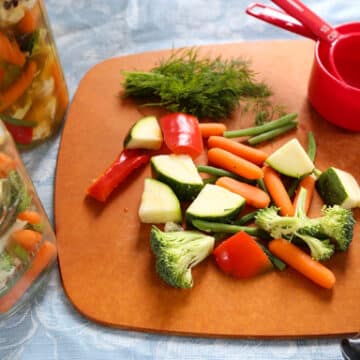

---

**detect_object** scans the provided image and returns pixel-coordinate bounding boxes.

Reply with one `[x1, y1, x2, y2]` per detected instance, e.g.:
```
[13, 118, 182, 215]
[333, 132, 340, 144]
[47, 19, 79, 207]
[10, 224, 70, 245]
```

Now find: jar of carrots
[0, 0, 68, 147]
[0, 120, 57, 318]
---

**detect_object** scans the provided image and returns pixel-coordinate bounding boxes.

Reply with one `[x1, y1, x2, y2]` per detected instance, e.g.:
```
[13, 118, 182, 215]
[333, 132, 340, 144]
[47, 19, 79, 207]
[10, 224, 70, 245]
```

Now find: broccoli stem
[247, 122, 298, 145]
[191, 219, 270, 239]
[223, 113, 297, 138]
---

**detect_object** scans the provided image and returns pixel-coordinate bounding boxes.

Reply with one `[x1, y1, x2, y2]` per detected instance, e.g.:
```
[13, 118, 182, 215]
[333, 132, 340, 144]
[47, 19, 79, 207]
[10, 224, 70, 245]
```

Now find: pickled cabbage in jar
[0, 0, 68, 146]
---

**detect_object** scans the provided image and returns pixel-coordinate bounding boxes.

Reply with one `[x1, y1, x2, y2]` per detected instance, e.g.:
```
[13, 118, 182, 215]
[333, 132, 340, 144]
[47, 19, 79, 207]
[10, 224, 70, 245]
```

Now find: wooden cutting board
[54, 40, 360, 338]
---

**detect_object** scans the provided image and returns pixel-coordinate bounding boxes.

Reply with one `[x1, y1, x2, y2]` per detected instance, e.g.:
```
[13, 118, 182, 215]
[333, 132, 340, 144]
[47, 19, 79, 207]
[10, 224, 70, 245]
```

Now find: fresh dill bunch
[122, 49, 272, 120]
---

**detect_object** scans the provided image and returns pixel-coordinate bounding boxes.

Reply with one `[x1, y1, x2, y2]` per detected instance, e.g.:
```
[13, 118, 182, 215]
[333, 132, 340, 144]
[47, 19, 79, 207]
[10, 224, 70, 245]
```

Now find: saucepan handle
[246, 2, 317, 41]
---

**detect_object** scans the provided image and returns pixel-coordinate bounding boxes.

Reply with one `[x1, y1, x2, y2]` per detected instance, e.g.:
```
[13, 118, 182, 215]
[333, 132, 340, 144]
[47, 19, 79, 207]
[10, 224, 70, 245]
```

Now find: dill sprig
[122, 49, 272, 120]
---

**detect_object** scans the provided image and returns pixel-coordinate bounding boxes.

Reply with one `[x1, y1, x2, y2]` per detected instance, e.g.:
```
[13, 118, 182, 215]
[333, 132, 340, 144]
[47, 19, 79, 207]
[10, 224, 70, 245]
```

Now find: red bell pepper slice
[0, 67, 4, 84]
[4, 122, 33, 145]
[87, 149, 150, 202]
[160, 112, 203, 159]
[213, 231, 273, 279]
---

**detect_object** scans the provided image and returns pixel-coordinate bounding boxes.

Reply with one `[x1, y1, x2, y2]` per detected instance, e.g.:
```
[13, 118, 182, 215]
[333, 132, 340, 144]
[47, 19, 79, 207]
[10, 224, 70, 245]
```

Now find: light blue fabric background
[1, 1, 359, 359]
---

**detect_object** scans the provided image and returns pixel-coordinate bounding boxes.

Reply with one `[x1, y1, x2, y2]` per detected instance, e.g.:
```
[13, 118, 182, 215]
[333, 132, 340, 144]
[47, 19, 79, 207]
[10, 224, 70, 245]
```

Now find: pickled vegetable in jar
[0, 120, 57, 318]
[0, 0, 68, 147]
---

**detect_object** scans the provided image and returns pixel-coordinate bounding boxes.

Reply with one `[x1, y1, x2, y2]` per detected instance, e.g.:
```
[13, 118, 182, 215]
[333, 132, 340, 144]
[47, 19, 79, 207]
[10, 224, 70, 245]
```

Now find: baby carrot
[11, 229, 42, 252]
[0, 241, 57, 313]
[198, 123, 227, 138]
[207, 148, 263, 180]
[0, 61, 37, 112]
[17, 210, 42, 224]
[268, 238, 336, 289]
[16, 3, 41, 34]
[208, 136, 268, 165]
[293, 175, 316, 214]
[216, 176, 270, 209]
[0, 32, 26, 67]
[0, 152, 17, 177]
[263, 165, 294, 216]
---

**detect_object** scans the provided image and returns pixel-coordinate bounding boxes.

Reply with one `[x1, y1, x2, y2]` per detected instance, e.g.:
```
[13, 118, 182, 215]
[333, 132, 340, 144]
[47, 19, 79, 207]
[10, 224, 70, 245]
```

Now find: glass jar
[0, 120, 57, 319]
[0, 0, 68, 147]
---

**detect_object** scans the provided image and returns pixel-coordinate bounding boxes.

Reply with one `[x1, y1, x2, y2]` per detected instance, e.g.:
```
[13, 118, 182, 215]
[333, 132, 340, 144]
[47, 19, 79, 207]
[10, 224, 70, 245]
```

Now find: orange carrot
[293, 175, 316, 214]
[17, 210, 42, 224]
[0, 241, 57, 313]
[207, 147, 264, 180]
[198, 123, 226, 138]
[263, 165, 294, 216]
[0, 152, 17, 177]
[269, 238, 336, 289]
[0, 61, 37, 112]
[0, 32, 26, 67]
[11, 229, 42, 252]
[216, 176, 270, 208]
[17, 3, 41, 34]
[208, 136, 268, 165]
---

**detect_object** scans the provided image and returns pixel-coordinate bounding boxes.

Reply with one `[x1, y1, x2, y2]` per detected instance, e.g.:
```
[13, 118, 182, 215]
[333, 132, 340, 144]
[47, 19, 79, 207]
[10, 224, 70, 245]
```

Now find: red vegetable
[160, 112, 204, 159]
[4, 122, 33, 145]
[213, 231, 273, 278]
[87, 149, 150, 202]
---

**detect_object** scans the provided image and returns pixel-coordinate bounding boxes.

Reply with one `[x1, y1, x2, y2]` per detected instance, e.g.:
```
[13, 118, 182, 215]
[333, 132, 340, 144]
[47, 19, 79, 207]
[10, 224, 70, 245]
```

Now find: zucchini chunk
[138, 178, 182, 223]
[186, 184, 245, 224]
[266, 138, 314, 178]
[316, 167, 360, 209]
[151, 154, 203, 201]
[124, 116, 163, 150]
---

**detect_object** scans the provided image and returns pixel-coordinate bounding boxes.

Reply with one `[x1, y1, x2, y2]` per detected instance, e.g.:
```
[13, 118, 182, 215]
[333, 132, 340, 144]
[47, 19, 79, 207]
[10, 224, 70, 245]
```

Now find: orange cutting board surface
[55, 40, 360, 338]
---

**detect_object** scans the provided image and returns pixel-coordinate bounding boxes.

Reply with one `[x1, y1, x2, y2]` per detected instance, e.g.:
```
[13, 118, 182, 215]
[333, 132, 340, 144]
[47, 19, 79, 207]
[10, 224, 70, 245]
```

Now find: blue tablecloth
[1, 1, 359, 359]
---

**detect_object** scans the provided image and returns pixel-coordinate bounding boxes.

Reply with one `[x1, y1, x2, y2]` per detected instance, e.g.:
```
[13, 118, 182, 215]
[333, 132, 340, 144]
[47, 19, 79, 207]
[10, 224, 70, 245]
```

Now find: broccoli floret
[255, 188, 354, 260]
[150, 225, 215, 288]
[309, 205, 355, 251]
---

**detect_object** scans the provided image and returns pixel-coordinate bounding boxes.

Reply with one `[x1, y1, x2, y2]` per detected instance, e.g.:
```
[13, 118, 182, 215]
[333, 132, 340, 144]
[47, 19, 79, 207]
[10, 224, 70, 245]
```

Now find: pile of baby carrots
[197, 121, 335, 290]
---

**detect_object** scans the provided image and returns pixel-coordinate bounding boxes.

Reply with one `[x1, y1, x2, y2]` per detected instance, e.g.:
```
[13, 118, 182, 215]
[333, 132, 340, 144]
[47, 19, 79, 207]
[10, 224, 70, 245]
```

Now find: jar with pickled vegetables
[0, 0, 68, 147]
[0, 120, 57, 318]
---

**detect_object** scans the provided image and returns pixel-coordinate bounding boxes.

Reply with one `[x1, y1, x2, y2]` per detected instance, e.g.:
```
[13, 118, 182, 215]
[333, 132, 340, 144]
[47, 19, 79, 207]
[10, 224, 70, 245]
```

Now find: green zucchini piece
[138, 178, 182, 223]
[266, 138, 314, 178]
[186, 184, 245, 224]
[151, 154, 203, 201]
[123, 116, 163, 150]
[316, 167, 360, 209]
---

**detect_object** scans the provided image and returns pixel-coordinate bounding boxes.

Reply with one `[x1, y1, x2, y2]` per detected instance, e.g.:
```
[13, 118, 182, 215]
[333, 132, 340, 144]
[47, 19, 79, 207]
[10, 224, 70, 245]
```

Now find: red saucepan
[246, 2, 360, 131]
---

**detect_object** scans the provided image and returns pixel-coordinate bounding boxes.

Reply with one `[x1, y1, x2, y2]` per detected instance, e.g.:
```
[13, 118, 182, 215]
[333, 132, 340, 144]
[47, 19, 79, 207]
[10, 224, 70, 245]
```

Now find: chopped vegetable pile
[87, 86, 359, 292]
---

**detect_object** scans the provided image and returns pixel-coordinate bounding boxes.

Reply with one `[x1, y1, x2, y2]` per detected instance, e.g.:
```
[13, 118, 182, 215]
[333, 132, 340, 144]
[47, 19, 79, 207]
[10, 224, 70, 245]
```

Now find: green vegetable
[191, 218, 268, 238]
[185, 184, 245, 224]
[0, 114, 36, 128]
[255, 188, 355, 259]
[138, 178, 182, 224]
[123, 116, 163, 150]
[257, 243, 286, 271]
[151, 154, 203, 202]
[316, 167, 360, 209]
[122, 49, 271, 120]
[233, 210, 258, 225]
[150, 225, 215, 288]
[8, 170, 32, 214]
[223, 113, 297, 138]
[0, 251, 14, 272]
[196, 165, 255, 184]
[247, 122, 298, 146]
[265, 138, 314, 178]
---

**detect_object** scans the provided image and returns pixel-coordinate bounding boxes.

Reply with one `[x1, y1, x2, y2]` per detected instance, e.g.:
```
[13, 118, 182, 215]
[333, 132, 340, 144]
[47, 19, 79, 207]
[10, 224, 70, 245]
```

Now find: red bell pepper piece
[160, 112, 204, 159]
[87, 149, 150, 202]
[0, 67, 4, 83]
[213, 231, 273, 279]
[4, 122, 33, 145]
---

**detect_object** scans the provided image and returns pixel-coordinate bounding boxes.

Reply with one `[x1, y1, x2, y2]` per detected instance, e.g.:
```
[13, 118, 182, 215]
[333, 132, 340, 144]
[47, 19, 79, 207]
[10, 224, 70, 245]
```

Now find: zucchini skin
[150, 162, 203, 202]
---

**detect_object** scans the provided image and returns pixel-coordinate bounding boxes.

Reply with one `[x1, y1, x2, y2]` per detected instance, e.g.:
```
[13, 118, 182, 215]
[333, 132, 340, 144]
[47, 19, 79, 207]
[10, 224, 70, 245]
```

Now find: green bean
[233, 211, 258, 225]
[223, 113, 298, 138]
[191, 219, 270, 239]
[247, 121, 298, 146]
[307, 131, 317, 162]
[197, 165, 255, 184]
